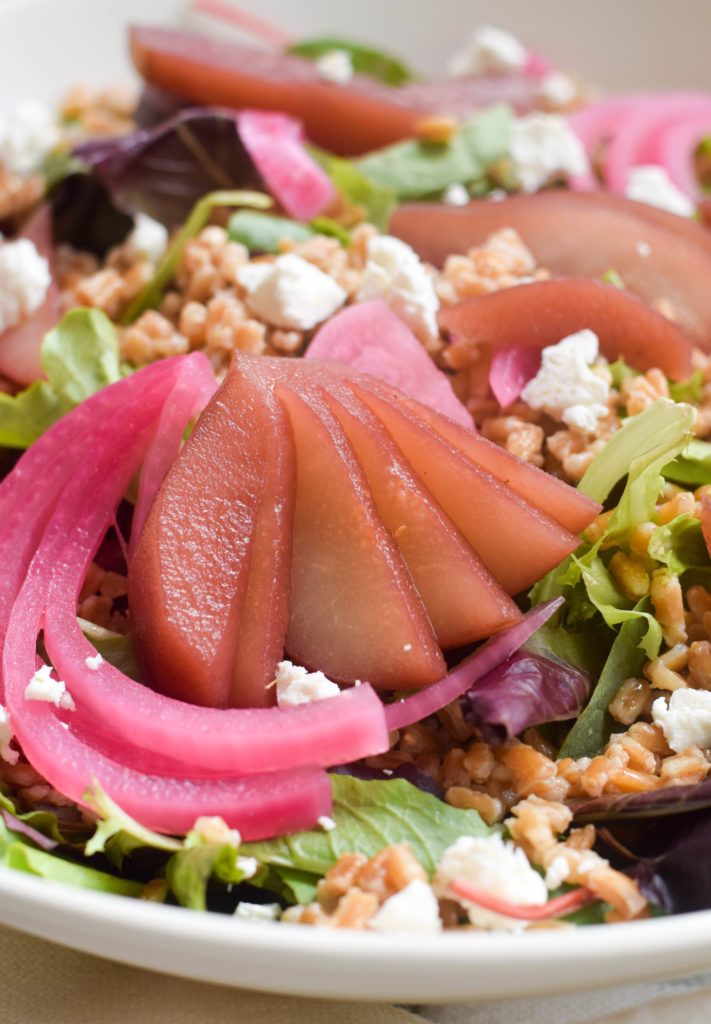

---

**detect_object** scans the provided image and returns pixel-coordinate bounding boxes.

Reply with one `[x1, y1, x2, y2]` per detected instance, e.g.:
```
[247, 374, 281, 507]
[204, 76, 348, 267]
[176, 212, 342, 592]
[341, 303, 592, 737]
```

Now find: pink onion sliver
[307, 300, 474, 428]
[647, 114, 711, 199]
[524, 51, 552, 79]
[385, 598, 564, 732]
[602, 94, 711, 194]
[129, 353, 216, 559]
[236, 109, 336, 220]
[488, 346, 540, 408]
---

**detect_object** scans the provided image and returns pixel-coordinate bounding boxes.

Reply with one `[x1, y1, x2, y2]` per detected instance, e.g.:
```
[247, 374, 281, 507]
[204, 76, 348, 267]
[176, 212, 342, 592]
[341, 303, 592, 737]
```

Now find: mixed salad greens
[3, 6, 711, 930]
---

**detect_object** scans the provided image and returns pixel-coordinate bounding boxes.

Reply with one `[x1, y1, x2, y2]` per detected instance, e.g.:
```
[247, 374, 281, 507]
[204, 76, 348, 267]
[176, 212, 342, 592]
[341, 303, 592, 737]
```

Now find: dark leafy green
[557, 610, 649, 760]
[74, 109, 263, 230]
[287, 37, 416, 85]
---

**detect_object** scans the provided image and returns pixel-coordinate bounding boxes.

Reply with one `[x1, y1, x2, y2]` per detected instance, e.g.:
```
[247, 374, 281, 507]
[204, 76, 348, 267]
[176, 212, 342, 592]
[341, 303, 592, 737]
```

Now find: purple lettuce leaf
[597, 810, 711, 914]
[331, 763, 443, 800]
[572, 775, 711, 822]
[1, 807, 59, 851]
[460, 649, 591, 745]
[73, 109, 263, 230]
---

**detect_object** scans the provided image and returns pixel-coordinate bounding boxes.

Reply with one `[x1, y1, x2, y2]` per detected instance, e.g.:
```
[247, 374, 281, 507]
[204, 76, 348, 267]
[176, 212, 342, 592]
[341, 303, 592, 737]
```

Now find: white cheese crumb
[0, 100, 60, 175]
[235, 901, 281, 921]
[126, 212, 169, 264]
[520, 328, 610, 434]
[403, 643, 413, 652]
[0, 238, 51, 332]
[317, 815, 337, 832]
[369, 879, 442, 933]
[237, 253, 346, 330]
[274, 660, 340, 708]
[235, 855, 259, 879]
[85, 653, 104, 671]
[192, 815, 242, 848]
[625, 165, 695, 218]
[636, 240, 652, 258]
[448, 25, 527, 77]
[433, 834, 547, 931]
[0, 705, 18, 765]
[509, 113, 589, 193]
[315, 49, 354, 85]
[25, 664, 75, 712]
[652, 689, 711, 753]
[538, 70, 578, 107]
[544, 855, 570, 891]
[442, 183, 470, 206]
[356, 235, 440, 344]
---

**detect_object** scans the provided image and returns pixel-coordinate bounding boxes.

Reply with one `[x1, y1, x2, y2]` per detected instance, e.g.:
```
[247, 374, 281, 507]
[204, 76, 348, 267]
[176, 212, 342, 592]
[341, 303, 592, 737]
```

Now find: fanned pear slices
[129, 353, 600, 707]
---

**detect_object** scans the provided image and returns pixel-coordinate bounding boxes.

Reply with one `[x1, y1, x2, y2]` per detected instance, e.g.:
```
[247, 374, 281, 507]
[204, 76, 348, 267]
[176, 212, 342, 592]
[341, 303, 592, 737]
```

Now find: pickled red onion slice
[385, 598, 563, 731]
[1, 357, 335, 835]
[236, 109, 336, 220]
[488, 346, 540, 408]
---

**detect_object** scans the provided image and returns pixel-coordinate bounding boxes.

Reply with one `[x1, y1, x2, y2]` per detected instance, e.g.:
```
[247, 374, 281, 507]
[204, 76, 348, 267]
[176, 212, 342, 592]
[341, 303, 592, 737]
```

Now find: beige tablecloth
[0, 923, 710, 1024]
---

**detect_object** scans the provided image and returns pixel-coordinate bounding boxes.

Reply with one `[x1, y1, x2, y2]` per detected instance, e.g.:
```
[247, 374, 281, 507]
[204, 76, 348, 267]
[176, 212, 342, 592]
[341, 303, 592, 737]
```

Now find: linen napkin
[1, 922, 710, 1024]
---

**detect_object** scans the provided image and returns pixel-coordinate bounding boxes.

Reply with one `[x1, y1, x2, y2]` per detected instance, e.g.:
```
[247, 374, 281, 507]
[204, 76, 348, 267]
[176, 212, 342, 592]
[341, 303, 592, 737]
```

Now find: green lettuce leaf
[227, 209, 314, 252]
[0, 307, 123, 449]
[310, 150, 397, 231]
[287, 38, 416, 85]
[647, 515, 709, 575]
[356, 105, 512, 200]
[78, 619, 142, 682]
[241, 774, 492, 881]
[165, 842, 257, 911]
[664, 438, 711, 487]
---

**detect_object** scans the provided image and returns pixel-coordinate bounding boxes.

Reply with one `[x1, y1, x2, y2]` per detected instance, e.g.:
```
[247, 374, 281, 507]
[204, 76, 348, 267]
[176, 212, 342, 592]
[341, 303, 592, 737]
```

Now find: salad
[2, 4, 711, 935]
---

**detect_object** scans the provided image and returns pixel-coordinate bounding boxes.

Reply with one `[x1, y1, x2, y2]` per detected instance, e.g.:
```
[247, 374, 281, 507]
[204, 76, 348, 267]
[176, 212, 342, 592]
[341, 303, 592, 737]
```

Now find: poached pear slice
[313, 384, 523, 647]
[129, 356, 294, 708]
[357, 377, 601, 536]
[349, 381, 582, 595]
[276, 385, 445, 689]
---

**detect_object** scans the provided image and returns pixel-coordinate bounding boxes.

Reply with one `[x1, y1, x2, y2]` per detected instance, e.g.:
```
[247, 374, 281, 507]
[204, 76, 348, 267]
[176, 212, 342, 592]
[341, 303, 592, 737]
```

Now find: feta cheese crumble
[442, 183, 470, 206]
[273, 660, 340, 708]
[433, 834, 547, 930]
[0, 101, 60, 175]
[625, 165, 696, 218]
[235, 902, 281, 921]
[652, 689, 711, 753]
[237, 253, 346, 330]
[85, 653, 103, 671]
[25, 664, 76, 711]
[126, 212, 169, 264]
[369, 879, 442, 933]
[0, 705, 18, 765]
[235, 855, 259, 879]
[356, 235, 439, 344]
[0, 239, 51, 333]
[520, 328, 610, 434]
[448, 25, 527, 77]
[192, 815, 242, 848]
[509, 113, 589, 193]
[317, 815, 337, 832]
[315, 49, 354, 85]
[545, 855, 571, 891]
[538, 70, 578, 108]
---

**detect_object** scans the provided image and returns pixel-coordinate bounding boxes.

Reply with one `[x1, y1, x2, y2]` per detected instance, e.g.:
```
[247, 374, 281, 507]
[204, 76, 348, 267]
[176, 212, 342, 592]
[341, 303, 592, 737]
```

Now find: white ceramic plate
[3, 0, 711, 1004]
